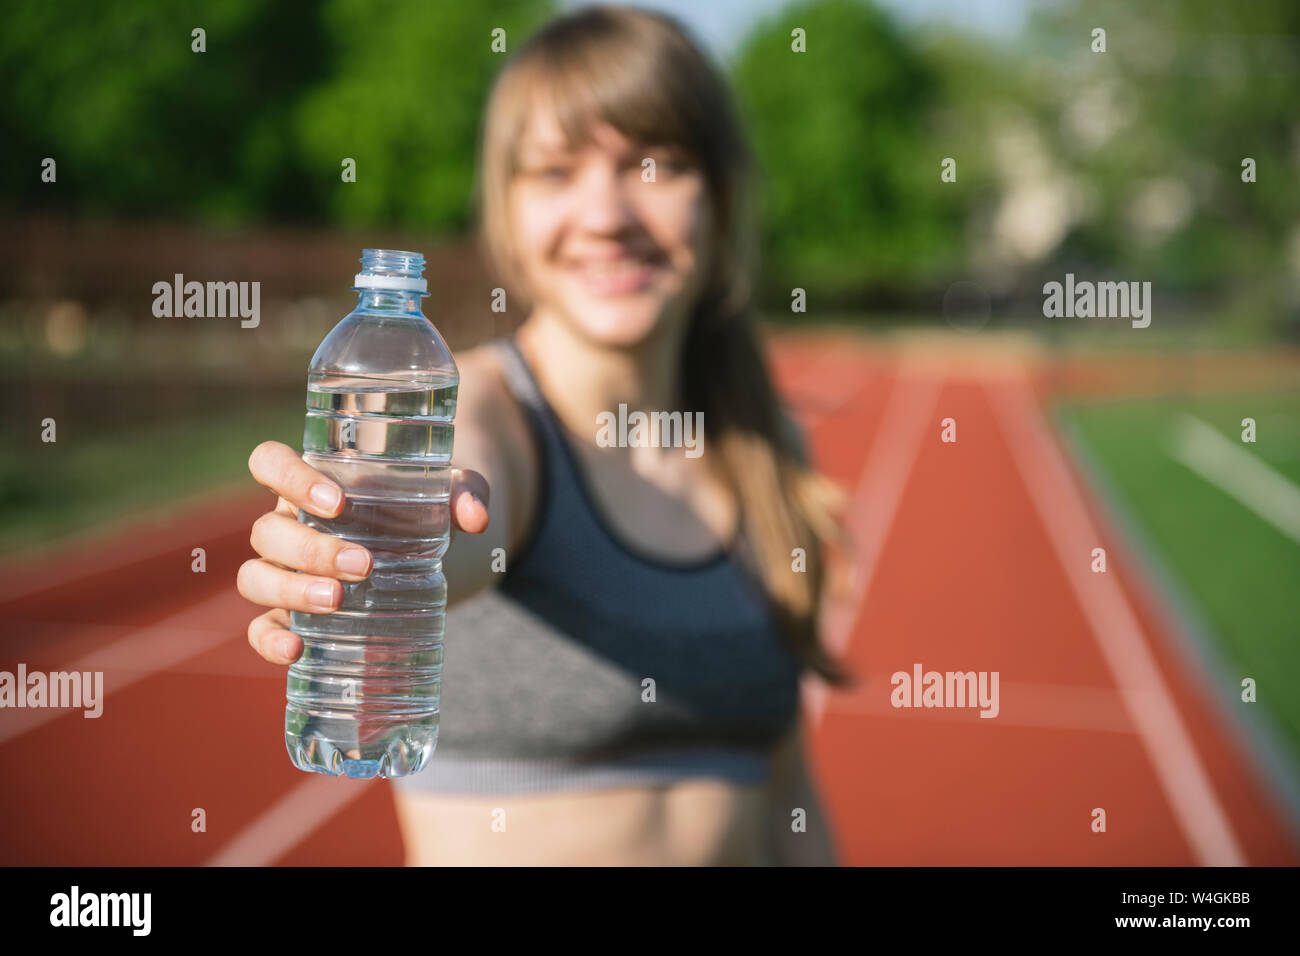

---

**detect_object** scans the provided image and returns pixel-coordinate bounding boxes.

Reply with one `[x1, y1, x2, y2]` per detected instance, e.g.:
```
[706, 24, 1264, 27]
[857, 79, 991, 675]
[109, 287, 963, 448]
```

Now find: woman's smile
[566, 249, 664, 297]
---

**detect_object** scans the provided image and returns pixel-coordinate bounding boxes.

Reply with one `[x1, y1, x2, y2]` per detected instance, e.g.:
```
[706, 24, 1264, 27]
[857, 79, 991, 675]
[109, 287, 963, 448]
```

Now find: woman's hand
[239, 440, 490, 666]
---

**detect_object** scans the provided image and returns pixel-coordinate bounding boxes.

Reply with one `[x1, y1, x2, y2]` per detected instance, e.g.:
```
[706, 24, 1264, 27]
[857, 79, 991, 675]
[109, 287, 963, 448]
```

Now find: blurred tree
[0, 0, 331, 224]
[1022, 0, 1300, 329]
[0, 0, 552, 230]
[730, 0, 967, 306]
[5, 0, 1295, 332]
[293, 0, 552, 231]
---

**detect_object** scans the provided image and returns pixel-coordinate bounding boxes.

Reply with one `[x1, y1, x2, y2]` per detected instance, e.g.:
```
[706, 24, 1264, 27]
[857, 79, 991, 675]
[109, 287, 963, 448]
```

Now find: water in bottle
[285, 249, 457, 778]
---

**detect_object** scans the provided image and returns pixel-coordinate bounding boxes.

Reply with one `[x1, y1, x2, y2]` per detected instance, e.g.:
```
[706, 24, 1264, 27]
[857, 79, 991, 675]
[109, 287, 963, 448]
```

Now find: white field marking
[0, 589, 248, 745]
[807, 357, 945, 729]
[203, 774, 373, 866]
[1168, 414, 1300, 544]
[827, 679, 1134, 734]
[988, 372, 1245, 867]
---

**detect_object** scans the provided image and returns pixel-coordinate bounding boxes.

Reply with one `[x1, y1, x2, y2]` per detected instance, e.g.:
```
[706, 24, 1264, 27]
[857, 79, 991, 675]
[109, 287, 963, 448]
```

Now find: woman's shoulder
[453, 340, 538, 467]
[454, 341, 521, 428]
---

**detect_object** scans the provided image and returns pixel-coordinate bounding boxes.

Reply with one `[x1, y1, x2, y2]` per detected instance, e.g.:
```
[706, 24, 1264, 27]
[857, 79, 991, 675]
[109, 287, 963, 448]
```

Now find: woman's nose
[572, 162, 637, 235]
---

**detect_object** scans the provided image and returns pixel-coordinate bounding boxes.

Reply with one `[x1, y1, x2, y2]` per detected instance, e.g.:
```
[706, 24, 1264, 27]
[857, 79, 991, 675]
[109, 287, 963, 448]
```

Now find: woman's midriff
[392, 778, 771, 866]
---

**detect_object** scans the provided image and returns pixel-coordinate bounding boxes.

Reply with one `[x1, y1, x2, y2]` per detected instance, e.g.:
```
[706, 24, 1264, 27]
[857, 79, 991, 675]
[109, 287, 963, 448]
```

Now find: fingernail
[275, 636, 297, 660]
[336, 548, 370, 575]
[311, 483, 341, 513]
[308, 581, 337, 607]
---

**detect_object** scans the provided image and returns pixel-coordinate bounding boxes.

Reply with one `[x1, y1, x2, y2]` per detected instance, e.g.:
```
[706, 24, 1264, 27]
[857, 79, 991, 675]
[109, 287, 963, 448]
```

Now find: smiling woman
[505, 111, 704, 341]
[240, 3, 852, 866]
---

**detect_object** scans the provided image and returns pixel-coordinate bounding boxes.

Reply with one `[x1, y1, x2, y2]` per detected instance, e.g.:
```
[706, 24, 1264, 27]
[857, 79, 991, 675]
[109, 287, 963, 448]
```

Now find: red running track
[0, 333, 1296, 865]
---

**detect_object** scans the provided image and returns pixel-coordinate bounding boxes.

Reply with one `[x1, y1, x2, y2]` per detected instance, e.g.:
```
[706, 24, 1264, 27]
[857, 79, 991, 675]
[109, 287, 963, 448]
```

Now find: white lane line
[1168, 414, 1300, 544]
[775, 339, 841, 395]
[988, 372, 1245, 866]
[0, 583, 374, 867]
[779, 342, 879, 422]
[203, 774, 374, 866]
[0, 483, 261, 604]
[0, 589, 248, 745]
[807, 359, 945, 729]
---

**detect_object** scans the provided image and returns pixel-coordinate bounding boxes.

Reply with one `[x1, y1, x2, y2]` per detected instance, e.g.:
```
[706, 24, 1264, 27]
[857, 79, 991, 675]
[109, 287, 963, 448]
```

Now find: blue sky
[560, 0, 1035, 57]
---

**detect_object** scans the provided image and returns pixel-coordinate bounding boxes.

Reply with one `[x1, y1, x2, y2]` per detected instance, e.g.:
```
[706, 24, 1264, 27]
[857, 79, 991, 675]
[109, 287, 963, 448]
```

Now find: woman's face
[507, 104, 712, 349]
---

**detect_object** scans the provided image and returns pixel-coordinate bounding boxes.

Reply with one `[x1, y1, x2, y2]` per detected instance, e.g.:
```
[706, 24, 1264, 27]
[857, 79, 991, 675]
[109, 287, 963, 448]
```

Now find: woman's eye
[530, 165, 572, 181]
[643, 151, 686, 176]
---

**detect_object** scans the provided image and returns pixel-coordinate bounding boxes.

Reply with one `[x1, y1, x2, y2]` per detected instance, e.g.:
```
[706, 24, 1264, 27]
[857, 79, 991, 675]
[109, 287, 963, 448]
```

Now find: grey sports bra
[390, 337, 803, 794]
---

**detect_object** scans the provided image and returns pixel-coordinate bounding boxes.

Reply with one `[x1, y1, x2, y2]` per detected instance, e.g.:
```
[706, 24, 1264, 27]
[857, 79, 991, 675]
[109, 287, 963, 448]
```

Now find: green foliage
[730, 0, 966, 301]
[2, 0, 1295, 324]
[293, 0, 552, 230]
[0, 0, 551, 228]
[0, 0, 331, 223]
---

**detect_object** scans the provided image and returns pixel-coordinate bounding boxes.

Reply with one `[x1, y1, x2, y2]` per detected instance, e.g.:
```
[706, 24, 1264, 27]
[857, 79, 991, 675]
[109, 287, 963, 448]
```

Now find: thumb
[450, 468, 490, 534]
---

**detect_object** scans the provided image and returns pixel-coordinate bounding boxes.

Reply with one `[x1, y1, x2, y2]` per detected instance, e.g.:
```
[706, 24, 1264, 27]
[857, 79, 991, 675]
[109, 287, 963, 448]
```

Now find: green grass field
[1057, 388, 1300, 765]
[0, 400, 304, 557]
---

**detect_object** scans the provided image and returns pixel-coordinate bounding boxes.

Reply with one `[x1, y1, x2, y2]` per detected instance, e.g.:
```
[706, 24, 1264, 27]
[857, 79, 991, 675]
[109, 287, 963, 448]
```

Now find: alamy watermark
[1043, 273, 1151, 328]
[152, 274, 260, 328]
[890, 663, 1000, 718]
[596, 404, 704, 459]
[50, 886, 150, 936]
[0, 664, 103, 717]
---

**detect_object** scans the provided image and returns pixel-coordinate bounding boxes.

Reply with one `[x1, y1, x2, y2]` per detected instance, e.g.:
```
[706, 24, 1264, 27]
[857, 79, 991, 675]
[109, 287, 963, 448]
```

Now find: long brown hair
[475, 4, 853, 687]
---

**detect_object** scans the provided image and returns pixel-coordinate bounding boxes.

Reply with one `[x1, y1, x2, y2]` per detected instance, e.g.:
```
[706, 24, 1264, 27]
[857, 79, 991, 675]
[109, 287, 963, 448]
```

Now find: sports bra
[390, 336, 803, 794]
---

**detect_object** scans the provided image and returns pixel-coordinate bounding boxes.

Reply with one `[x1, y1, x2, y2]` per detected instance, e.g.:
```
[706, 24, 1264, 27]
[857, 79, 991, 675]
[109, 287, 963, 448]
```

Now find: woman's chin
[563, 298, 671, 348]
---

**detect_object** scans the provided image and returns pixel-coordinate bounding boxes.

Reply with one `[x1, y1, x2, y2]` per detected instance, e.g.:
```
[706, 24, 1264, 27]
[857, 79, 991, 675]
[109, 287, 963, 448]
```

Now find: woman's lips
[569, 256, 658, 295]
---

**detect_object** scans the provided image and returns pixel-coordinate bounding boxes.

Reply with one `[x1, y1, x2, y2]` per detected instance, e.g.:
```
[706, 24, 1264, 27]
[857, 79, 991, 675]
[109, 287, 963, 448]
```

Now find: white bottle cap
[354, 273, 428, 293]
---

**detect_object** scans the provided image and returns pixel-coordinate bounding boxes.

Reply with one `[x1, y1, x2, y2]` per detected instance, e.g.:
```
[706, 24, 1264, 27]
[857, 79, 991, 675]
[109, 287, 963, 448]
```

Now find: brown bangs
[483, 5, 740, 198]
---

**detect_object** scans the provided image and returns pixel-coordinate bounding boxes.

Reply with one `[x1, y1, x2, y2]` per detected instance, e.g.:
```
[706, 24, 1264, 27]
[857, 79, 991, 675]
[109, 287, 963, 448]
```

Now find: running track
[1, 332, 1297, 865]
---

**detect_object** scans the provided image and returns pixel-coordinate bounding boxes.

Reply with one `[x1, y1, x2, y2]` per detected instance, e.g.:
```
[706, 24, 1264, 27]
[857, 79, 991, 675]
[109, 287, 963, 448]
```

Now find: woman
[240, 4, 853, 866]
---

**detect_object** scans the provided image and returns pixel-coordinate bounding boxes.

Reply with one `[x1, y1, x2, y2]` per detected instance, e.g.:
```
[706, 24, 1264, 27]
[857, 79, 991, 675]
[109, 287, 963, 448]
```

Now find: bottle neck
[357, 289, 425, 315]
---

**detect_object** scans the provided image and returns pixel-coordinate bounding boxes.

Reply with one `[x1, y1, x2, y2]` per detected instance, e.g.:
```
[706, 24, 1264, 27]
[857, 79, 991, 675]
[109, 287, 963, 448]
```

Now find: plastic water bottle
[285, 249, 457, 778]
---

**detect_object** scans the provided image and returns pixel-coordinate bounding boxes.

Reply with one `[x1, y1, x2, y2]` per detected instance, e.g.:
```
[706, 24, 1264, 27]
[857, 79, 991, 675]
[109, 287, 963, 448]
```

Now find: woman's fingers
[237, 556, 344, 615]
[451, 467, 490, 534]
[248, 440, 344, 519]
[250, 510, 372, 579]
[247, 607, 301, 665]
[243, 444, 486, 670]
[253, 441, 487, 536]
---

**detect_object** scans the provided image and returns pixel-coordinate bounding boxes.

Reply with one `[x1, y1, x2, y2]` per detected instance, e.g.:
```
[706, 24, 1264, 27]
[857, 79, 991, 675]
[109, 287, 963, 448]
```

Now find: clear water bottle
[285, 249, 457, 778]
